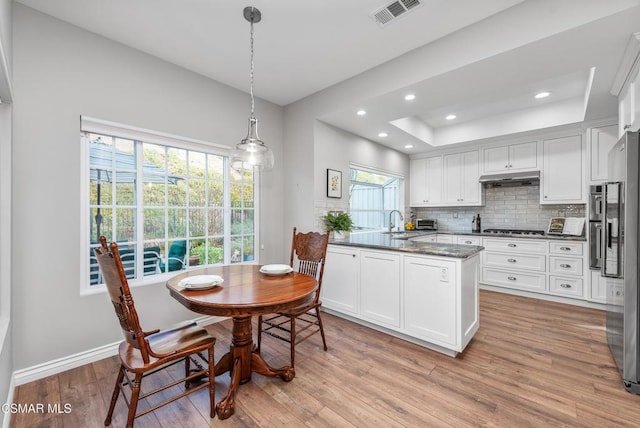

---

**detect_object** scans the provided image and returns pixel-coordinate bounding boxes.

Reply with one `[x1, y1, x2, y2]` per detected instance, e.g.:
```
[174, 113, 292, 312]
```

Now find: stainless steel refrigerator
[602, 130, 640, 394]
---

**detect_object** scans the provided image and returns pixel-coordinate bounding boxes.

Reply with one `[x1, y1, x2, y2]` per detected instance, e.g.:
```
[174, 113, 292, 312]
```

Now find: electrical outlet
[440, 268, 449, 282]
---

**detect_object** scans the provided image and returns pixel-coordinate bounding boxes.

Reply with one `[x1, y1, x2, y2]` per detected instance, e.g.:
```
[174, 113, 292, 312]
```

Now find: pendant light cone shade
[231, 6, 274, 172]
[231, 117, 274, 171]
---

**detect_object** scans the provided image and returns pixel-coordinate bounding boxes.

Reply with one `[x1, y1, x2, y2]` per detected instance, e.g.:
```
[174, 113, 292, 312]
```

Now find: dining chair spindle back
[94, 236, 216, 427]
[257, 227, 330, 367]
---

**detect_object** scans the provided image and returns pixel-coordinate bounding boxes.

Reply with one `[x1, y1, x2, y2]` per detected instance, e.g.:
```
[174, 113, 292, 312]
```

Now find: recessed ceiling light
[404, 94, 416, 101]
[356, 110, 367, 116]
[378, 132, 388, 138]
[535, 91, 550, 99]
[446, 114, 457, 120]
[404, 144, 414, 149]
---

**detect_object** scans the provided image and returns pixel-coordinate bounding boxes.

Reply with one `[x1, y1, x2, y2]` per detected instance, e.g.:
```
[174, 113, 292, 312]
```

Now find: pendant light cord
[249, 13, 255, 120]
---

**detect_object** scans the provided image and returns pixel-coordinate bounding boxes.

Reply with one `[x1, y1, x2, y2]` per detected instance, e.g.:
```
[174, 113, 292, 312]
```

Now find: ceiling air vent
[372, 0, 422, 27]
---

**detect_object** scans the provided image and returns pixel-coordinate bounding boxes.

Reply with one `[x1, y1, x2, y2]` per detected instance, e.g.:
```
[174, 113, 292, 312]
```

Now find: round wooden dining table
[166, 264, 317, 420]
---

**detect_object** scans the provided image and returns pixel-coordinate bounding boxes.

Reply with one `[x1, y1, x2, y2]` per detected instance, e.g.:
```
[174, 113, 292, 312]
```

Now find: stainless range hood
[479, 170, 540, 184]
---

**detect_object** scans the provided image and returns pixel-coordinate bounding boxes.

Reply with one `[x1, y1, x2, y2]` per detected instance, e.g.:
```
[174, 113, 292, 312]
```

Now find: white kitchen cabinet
[323, 244, 480, 355]
[322, 246, 360, 315]
[589, 125, 618, 182]
[403, 254, 479, 352]
[457, 236, 481, 246]
[410, 156, 442, 206]
[589, 270, 607, 303]
[541, 134, 585, 204]
[410, 234, 437, 243]
[442, 150, 481, 206]
[360, 250, 400, 328]
[482, 141, 538, 173]
[436, 235, 454, 244]
[481, 238, 588, 301]
[611, 33, 640, 136]
[404, 256, 458, 346]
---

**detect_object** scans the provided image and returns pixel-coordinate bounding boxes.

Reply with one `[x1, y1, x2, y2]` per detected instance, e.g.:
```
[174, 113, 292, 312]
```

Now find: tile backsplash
[412, 184, 585, 233]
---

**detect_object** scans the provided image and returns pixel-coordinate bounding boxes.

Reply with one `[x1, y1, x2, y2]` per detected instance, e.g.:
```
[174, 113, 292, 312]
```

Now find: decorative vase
[333, 231, 347, 241]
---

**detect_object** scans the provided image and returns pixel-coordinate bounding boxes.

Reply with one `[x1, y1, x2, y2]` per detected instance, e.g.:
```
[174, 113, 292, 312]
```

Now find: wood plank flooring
[11, 290, 640, 427]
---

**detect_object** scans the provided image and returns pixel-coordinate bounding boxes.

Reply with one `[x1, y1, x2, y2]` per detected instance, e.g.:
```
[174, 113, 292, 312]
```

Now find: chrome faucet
[388, 210, 404, 232]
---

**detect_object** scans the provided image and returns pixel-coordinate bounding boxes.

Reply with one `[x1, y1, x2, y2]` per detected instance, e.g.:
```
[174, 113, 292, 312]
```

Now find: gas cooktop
[483, 228, 545, 236]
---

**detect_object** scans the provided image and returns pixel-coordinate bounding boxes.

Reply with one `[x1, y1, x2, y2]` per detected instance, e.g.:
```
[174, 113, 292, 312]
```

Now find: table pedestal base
[214, 316, 294, 420]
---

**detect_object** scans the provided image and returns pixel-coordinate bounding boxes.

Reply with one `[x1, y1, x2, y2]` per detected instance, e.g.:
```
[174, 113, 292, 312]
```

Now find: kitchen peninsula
[321, 232, 483, 357]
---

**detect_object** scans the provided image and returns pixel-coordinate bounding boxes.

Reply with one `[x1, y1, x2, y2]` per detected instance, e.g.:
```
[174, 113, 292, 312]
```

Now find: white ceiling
[15, 0, 640, 154]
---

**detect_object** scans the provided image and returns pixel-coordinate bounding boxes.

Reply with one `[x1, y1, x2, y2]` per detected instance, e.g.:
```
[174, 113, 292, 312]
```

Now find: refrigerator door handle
[602, 182, 623, 278]
[595, 223, 602, 261]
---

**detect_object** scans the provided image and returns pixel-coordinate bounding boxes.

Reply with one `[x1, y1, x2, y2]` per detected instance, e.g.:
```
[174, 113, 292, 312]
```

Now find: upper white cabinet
[410, 156, 442, 206]
[541, 134, 585, 204]
[442, 150, 482, 206]
[482, 141, 538, 173]
[612, 33, 640, 137]
[589, 125, 618, 182]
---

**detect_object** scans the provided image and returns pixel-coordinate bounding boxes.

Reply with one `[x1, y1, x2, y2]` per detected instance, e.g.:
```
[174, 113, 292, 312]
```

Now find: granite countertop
[364, 229, 586, 242]
[329, 232, 484, 259]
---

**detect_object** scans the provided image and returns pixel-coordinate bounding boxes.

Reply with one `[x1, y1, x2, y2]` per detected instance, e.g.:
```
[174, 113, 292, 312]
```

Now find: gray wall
[313, 122, 410, 229]
[11, 4, 285, 370]
[0, 0, 12, 424]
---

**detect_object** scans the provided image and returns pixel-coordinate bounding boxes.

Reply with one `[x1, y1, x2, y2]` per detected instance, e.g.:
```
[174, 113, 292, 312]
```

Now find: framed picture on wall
[327, 169, 342, 198]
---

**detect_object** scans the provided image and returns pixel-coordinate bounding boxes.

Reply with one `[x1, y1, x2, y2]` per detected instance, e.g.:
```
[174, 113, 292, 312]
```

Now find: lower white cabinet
[480, 238, 588, 301]
[322, 246, 360, 315]
[360, 250, 400, 328]
[322, 244, 480, 355]
[404, 257, 458, 346]
[589, 269, 607, 303]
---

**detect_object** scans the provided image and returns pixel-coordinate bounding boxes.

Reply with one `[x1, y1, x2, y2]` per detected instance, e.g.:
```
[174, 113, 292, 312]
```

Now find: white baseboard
[13, 316, 225, 387]
[2, 372, 15, 428]
[13, 341, 120, 387]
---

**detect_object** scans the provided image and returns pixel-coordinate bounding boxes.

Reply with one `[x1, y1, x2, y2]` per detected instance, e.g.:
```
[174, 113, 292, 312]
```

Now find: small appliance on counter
[471, 214, 481, 233]
[415, 218, 437, 230]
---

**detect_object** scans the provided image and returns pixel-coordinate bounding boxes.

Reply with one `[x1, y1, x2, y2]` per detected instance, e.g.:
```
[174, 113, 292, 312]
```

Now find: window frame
[348, 163, 404, 233]
[79, 116, 261, 295]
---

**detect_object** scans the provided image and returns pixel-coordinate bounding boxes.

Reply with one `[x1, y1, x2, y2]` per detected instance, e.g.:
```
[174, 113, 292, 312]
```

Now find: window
[349, 165, 403, 231]
[82, 118, 257, 290]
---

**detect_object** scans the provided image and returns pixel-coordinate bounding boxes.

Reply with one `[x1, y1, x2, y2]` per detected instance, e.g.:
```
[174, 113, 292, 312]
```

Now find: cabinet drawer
[483, 251, 546, 272]
[549, 241, 584, 256]
[481, 267, 546, 292]
[549, 256, 583, 276]
[410, 235, 437, 243]
[482, 238, 547, 254]
[549, 276, 583, 298]
[457, 236, 481, 245]
[436, 235, 454, 244]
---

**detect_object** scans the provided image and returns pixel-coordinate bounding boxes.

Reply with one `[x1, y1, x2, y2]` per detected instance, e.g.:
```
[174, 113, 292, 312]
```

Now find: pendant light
[231, 6, 274, 172]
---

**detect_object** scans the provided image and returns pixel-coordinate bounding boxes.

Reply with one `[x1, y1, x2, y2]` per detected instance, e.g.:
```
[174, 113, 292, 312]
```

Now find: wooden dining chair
[94, 236, 216, 427]
[257, 227, 330, 367]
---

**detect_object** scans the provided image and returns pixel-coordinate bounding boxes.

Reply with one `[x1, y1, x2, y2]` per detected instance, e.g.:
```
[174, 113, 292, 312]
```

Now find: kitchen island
[322, 232, 483, 357]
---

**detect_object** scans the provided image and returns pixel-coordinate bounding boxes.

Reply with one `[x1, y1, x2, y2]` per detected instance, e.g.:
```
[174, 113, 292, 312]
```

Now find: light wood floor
[11, 290, 640, 427]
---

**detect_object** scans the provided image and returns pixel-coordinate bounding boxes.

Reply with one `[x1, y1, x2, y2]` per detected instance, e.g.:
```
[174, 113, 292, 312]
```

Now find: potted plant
[324, 211, 353, 241]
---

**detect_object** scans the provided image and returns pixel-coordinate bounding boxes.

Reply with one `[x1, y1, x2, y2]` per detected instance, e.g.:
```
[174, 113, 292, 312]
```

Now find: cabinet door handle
[508, 243, 517, 247]
[507, 258, 517, 263]
[560, 283, 572, 288]
[544, 195, 548, 199]
[508, 164, 512, 168]
[560, 247, 571, 251]
[507, 276, 517, 281]
[352, 254, 356, 258]
[560, 263, 572, 268]
[464, 241, 472, 244]
[505, 165, 509, 169]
